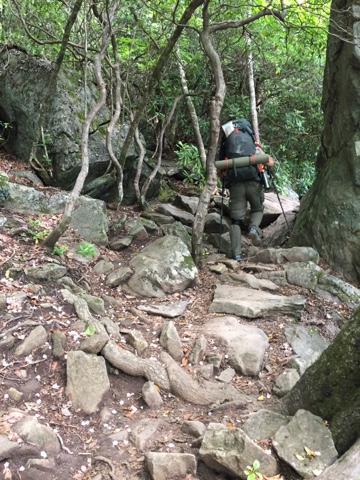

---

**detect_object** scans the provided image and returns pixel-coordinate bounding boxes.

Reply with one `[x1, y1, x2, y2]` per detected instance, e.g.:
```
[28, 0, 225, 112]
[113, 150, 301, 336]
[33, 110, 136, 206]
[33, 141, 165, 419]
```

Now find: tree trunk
[278, 307, 360, 455]
[288, 0, 360, 283]
[191, 1, 226, 267]
[177, 53, 207, 168]
[245, 23, 259, 142]
[117, 0, 205, 188]
[43, 6, 115, 248]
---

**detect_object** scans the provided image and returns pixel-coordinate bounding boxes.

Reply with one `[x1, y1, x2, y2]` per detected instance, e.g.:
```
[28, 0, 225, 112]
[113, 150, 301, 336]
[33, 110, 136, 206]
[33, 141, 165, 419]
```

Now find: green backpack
[220, 118, 260, 187]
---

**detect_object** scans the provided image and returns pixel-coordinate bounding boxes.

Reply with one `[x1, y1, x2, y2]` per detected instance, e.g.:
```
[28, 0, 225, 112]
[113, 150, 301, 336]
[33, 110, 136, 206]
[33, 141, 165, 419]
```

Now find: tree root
[161, 352, 252, 406]
[102, 341, 170, 390]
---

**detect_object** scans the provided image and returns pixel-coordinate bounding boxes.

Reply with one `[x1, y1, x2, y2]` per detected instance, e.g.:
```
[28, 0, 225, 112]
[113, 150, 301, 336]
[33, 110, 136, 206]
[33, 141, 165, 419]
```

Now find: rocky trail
[0, 152, 359, 480]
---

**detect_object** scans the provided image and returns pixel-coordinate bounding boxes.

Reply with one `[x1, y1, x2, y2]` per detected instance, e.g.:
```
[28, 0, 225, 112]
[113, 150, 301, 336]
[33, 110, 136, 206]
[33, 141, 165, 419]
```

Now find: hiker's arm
[267, 156, 275, 167]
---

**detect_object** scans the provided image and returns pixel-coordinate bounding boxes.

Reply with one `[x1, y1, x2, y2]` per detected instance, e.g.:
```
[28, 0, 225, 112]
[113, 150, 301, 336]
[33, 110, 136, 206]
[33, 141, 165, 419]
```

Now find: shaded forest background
[0, 0, 328, 197]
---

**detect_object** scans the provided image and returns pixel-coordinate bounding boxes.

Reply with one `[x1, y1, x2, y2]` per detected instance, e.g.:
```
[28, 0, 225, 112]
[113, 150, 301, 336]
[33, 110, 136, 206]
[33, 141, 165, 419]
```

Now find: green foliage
[83, 325, 96, 336]
[244, 460, 263, 480]
[271, 160, 315, 197]
[0, 120, 11, 146]
[76, 241, 96, 258]
[52, 243, 67, 256]
[28, 219, 48, 243]
[175, 142, 205, 188]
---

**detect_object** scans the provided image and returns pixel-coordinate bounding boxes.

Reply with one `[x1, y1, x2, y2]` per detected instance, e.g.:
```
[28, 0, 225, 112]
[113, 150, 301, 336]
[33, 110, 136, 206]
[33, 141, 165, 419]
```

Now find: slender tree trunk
[177, 52, 206, 168]
[139, 94, 185, 209]
[278, 308, 360, 455]
[245, 24, 259, 142]
[191, 1, 226, 267]
[42, 5, 116, 249]
[117, 0, 205, 203]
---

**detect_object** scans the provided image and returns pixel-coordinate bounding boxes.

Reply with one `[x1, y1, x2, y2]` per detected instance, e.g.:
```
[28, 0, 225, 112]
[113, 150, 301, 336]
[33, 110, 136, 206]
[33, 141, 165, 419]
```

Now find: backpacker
[220, 118, 261, 187]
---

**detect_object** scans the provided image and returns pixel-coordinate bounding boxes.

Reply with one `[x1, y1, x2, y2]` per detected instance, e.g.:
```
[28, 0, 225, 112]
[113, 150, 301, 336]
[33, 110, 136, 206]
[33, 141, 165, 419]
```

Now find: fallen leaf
[304, 446, 317, 457]
[295, 453, 305, 461]
[51, 361, 58, 371]
[181, 357, 188, 366]
[312, 469, 323, 476]
[226, 422, 234, 428]
[257, 395, 265, 401]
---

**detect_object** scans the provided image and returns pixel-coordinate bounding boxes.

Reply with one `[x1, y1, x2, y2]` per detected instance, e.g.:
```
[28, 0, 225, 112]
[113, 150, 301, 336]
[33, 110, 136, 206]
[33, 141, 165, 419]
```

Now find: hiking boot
[249, 227, 261, 246]
[232, 254, 242, 261]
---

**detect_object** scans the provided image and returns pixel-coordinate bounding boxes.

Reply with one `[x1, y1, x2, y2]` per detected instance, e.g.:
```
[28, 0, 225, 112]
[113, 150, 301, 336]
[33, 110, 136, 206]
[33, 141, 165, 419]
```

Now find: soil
[0, 150, 356, 480]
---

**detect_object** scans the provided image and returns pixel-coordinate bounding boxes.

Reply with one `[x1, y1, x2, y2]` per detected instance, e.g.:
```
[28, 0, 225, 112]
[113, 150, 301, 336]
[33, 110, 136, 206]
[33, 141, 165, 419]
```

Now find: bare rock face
[0, 50, 160, 203]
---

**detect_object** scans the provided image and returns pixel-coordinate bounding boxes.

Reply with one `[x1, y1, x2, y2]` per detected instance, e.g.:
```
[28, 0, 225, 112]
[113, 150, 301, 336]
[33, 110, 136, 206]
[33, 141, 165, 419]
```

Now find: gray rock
[15, 325, 48, 357]
[80, 333, 109, 354]
[285, 325, 329, 374]
[174, 194, 199, 214]
[12, 416, 60, 454]
[273, 409, 338, 478]
[142, 381, 164, 408]
[273, 369, 300, 397]
[204, 211, 231, 234]
[199, 423, 278, 478]
[109, 236, 132, 251]
[125, 330, 149, 356]
[219, 270, 279, 291]
[79, 293, 106, 316]
[0, 433, 20, 461]
[188, 334, 207, 365]
[209, 284, 305, 320]
[161, 221, 191, 249]
[25, 263, 67, 281]
[124, 217, 149, 240]
[160, 321, 183, 362]
[106, 266, 133, 287]
[51, 331, 67, 358]
[156, 203, 195, 226]
[130, 418, 162, 452]
[66, 350, 110, 414]
[0, 333, 15, 351]
[216, 367, 236, 383]
[315, 437, 360, 480]
[127, 236, 198, 298]
[8, 387, 23, 402]
[249, 246, 320, 264]
[242, 409, 290, 440]
[100, 316, 120, 339]
[94, 259, 114, 275]
[181, 420, 207, 438]
[204, 316, 268, 376]
[145, 452, 197, 480]
[137, 300, 189, 318]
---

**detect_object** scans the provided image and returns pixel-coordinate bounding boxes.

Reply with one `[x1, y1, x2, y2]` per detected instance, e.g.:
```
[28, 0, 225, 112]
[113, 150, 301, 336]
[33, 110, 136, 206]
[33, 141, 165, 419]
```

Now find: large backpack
[220, 118, 261, 187]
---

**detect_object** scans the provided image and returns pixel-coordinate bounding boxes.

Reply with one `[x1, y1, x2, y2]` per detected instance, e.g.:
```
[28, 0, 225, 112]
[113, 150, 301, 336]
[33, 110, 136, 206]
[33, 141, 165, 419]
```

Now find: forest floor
[0, 150, 357, 480]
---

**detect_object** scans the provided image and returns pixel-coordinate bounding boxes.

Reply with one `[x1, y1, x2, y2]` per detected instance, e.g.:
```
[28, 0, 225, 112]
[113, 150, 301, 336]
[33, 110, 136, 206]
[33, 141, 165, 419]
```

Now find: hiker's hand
[267, 156, 275, 167]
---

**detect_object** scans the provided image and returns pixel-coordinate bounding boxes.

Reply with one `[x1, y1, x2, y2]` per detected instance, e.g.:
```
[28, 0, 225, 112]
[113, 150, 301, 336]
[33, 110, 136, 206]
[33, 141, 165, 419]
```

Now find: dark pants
[228, 180, 264, 257]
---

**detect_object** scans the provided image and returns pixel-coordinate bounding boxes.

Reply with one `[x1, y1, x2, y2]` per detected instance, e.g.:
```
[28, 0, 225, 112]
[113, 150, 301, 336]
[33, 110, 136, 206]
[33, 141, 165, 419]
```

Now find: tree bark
[191, 1, 225, 267]
[117, 0, 205, 189]
[288, 0, 360, 282]
[43, 5, 116, 248]
[177, 52, 207, 169]
[278, 307, 360, 455]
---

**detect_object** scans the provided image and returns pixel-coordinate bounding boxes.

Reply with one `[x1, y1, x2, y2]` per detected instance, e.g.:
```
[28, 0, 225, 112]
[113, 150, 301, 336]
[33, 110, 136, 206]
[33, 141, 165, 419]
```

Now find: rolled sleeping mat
[215, 153, 270, 170]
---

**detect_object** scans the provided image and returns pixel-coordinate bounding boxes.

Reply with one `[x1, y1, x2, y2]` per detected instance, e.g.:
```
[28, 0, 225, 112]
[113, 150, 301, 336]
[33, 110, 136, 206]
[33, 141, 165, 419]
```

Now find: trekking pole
[267, 167, 291, 232]
[219, 180, 225, 252]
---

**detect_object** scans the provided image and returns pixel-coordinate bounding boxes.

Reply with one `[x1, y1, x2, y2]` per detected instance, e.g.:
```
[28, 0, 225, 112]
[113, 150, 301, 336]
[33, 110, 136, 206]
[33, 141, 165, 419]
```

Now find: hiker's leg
[229, 183, 246, 258]
[247, 181, 264, 233]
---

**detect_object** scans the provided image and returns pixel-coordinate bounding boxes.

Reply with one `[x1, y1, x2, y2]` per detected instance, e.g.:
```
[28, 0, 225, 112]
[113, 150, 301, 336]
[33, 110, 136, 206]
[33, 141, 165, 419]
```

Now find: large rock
[209, 284, 306, 319]
[199, 423, 278, 479]
[204, 316, 268, 375]
[0, 50, 160, 203]
[273, 409, 338, 478]
[66, 350, 110, 413]
[4, 182, 108, 245]
[126, 235, 198, 297]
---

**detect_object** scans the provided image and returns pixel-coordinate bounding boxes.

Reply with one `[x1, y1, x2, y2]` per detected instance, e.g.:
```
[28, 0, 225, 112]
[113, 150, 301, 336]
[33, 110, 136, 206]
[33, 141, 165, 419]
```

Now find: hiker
[217, 118, 274, 261]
